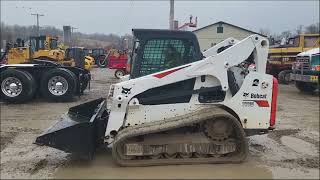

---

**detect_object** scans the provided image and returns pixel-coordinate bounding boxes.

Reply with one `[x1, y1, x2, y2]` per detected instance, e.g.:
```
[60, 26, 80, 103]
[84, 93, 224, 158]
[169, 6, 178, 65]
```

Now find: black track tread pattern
[112, 106, 248, 166]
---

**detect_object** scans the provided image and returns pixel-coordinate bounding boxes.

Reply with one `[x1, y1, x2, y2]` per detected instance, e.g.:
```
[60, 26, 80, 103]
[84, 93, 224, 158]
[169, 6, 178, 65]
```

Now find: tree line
[258, 22, 319, 45]
[1, 21, 319, 50]
[0, 22, 133, 50]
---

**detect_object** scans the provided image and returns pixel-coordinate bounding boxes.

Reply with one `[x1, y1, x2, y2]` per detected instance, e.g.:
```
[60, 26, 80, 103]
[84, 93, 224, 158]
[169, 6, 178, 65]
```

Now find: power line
[31, 13, 44, 36]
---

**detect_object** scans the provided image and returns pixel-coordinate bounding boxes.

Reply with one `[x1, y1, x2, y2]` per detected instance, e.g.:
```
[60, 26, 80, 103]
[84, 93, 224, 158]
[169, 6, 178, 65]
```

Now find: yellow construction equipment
[267, 34, 320, 83]
[6, 36, 94, 70]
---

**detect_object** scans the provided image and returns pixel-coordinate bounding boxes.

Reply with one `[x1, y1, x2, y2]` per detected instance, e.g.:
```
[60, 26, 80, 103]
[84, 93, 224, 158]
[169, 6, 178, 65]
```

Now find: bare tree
[259, 28, 271, 37]
[295, 25, 304, 35]
[305, 22, 320, 34]
[280, 30, 292, 39]
[0, 22, 129, 50]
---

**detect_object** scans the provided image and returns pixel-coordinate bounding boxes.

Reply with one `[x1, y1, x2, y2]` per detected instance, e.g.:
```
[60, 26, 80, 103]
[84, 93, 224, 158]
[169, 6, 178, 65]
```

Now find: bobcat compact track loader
[36, 29, 278, 166]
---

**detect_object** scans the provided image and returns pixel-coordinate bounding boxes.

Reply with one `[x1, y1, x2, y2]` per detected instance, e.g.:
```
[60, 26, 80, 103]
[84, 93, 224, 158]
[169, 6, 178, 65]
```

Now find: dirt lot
[1, 68, 319, 179]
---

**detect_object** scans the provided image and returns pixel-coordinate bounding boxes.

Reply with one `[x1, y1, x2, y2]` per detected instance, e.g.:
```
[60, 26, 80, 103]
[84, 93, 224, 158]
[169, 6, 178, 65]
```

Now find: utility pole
[169, 0, 174, 30]
[71, 27, 78, 47]
[31, 13, 44, 36]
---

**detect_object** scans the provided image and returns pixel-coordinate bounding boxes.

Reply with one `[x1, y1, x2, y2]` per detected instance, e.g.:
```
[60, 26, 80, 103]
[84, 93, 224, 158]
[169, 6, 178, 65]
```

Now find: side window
[38, 39, 45, 50]
[217, 26, 223, 33]
[92, 50, 98, 56]
[139, 38, 196, 77]
[50, 40, 58, 49]
[30, 39, 37, 52]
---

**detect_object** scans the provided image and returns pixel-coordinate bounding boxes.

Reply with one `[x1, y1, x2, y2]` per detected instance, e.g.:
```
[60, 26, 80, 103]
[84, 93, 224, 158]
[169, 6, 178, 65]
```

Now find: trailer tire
[278, 70, 291, 84]
[115, 69, 125, 79]
[97, 54, 108, 68]
[295, 81, 317, 93]
[0, 69, 36, 103]
[40, 68, 77, 101]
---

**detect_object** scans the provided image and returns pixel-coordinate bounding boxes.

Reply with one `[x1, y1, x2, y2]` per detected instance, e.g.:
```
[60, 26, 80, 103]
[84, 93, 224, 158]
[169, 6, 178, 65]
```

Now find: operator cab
[29, 36, 58, 52]
[129, 29, 203, 79]
[92, 48, 106, 58]
[65, 47, 86, 68]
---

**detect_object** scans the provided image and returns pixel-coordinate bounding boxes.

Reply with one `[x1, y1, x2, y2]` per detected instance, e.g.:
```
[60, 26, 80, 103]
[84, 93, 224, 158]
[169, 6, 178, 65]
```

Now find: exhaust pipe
[35, 98, 108, 159]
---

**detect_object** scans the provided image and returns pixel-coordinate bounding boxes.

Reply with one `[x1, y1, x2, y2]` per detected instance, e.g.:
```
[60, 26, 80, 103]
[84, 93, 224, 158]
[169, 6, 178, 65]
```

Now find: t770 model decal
[242, 100, 269, 107]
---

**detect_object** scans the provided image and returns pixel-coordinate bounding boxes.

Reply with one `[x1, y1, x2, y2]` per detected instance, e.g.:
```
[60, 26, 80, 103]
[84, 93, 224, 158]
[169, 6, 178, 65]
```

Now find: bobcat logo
[243, 92, 249, 97]
[121, 87, 132, 94]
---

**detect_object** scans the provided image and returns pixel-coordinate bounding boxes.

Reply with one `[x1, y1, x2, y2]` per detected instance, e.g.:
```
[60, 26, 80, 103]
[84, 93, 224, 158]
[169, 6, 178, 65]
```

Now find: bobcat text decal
[243, 92, 267, 99]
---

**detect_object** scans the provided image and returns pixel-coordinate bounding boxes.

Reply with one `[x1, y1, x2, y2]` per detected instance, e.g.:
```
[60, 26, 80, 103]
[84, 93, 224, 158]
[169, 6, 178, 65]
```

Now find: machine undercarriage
[112, 108, 248, 166]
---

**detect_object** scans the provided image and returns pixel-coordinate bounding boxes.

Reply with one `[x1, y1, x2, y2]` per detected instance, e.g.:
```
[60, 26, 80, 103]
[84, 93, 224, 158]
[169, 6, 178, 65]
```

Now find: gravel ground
[0, 68, 319, 179]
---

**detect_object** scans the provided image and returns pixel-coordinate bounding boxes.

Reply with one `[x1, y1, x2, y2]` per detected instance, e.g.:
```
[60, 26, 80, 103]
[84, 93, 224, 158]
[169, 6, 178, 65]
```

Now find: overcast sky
[1, 1, 319, 35]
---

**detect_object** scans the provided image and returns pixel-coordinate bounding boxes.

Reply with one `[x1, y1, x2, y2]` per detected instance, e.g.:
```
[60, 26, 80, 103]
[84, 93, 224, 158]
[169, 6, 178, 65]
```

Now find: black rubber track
[112, 106, 248, 166]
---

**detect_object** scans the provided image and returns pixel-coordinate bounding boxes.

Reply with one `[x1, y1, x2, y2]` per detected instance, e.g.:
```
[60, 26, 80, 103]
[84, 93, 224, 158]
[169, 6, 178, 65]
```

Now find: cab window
[30, 38, 37, 52]
[38, 38, 45, 50]
[136, 38, 197, 77]
[287, 37, 299, 47]
[50, 39, 58, 49]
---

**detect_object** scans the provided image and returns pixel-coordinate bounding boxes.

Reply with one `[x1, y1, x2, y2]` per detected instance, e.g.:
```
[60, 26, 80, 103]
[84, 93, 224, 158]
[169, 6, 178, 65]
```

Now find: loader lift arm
[202, 37, 240, 57]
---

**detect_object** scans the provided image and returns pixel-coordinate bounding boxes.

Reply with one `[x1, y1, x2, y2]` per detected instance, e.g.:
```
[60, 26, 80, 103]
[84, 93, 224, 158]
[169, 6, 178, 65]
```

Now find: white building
[193, 21, 266, 51]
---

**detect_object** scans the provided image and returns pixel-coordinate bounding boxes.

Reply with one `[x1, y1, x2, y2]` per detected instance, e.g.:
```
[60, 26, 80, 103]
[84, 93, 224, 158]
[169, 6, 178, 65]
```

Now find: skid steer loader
[36, 29, 278, 166]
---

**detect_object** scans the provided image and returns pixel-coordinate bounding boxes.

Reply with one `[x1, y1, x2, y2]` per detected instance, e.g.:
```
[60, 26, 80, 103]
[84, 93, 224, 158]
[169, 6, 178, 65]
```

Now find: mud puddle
[281, 136, 318, 156]
[54, 150, 272, 179]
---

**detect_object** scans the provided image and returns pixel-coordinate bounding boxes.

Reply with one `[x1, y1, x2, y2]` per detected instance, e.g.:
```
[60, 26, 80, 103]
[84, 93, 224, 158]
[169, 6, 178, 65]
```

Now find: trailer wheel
[40, 68, 77, 101]
[115, 69, 125, 79]
[0, 69, 36, 103]
[97, 54, 108, 68]
[278, 70, 291, 84]
[295, 81, 317, 93]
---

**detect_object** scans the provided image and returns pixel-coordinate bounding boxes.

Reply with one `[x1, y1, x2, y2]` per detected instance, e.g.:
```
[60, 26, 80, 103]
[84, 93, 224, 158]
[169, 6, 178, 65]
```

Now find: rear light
[269, 77, 278, 129]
